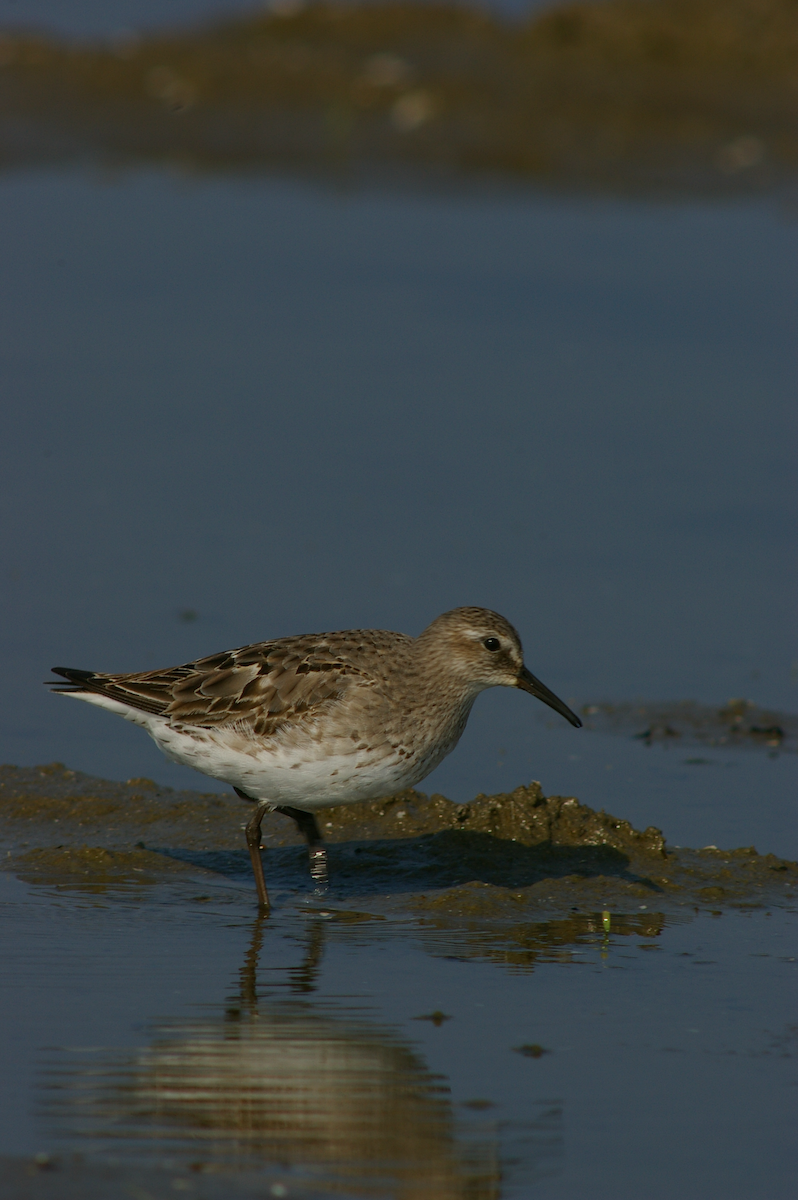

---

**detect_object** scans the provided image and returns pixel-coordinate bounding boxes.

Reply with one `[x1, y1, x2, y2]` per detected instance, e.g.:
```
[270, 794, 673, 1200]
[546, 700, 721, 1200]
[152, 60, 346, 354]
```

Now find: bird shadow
[159, 829, 662, 899]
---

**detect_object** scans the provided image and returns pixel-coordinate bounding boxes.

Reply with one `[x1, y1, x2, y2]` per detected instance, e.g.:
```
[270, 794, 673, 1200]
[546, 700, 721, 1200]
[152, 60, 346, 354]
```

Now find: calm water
[1, 871, 796, 1198]
[1, 168, 795, 849]
[1, 5, 797, 1191]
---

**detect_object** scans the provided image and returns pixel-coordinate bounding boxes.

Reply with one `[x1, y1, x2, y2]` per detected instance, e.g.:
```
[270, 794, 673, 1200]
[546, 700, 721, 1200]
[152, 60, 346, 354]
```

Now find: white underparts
[60, 690, 436, 810]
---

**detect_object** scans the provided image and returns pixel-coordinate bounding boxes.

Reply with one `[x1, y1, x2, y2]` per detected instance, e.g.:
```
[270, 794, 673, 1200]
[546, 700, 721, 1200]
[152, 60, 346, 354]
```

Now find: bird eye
[483, 637, 501, 652]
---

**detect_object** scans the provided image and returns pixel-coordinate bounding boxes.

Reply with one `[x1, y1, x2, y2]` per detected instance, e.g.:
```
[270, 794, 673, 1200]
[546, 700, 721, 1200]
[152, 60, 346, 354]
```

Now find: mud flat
[579, 697, 797, 752]
[3, 763, 795, 927]
[0, 0, 796, 194]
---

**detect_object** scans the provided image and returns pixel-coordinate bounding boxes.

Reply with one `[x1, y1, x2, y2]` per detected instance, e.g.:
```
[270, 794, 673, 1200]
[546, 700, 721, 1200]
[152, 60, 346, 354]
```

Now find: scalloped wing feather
[61, 634, 402, 735]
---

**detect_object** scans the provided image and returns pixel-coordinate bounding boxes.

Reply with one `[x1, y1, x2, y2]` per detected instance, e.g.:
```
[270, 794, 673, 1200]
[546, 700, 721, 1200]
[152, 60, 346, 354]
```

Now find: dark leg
[234, 787, 271, 911]
[274, 806, 329, 888]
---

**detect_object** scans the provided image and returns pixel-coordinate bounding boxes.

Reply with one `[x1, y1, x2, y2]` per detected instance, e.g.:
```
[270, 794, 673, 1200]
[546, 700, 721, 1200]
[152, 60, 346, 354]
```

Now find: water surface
[1, 867, 796, 1198]
[0, 12, 796, 1191]
[1, 167, 795, 847]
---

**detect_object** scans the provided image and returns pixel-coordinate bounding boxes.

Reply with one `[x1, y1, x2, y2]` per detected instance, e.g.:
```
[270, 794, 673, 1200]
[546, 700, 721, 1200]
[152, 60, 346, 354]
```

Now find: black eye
[483, 637, 501, 652]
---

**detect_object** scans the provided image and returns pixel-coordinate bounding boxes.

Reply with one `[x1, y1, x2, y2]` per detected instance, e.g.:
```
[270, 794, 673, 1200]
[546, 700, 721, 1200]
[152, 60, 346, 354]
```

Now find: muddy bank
[579, 698, 797, 752]
[1, 0, 796, 195]
[2, 764, 795, 924]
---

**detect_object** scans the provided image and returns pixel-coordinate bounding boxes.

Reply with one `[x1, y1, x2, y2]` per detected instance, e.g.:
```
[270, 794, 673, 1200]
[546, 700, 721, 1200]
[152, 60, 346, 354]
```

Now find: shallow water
[1, 3, 797, 1193]
[1, 766, 797, 1196]
[1, 166, 796, 856]
[1, 863, 796, 1199]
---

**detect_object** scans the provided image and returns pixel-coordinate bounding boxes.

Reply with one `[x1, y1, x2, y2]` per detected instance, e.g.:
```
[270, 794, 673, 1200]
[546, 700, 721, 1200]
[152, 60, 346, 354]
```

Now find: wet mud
[2, 764, 795, 927]
[579, 698, 797, 752]
[0, 0, 796, 196]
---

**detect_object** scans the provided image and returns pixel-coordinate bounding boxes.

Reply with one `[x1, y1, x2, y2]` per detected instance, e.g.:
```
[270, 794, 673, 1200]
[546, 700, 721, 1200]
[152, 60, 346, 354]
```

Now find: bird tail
[48, 666, 103, 694]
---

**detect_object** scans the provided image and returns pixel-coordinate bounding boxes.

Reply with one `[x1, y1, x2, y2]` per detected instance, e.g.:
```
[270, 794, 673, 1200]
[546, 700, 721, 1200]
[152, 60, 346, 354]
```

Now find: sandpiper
[49, 607, 580, 909]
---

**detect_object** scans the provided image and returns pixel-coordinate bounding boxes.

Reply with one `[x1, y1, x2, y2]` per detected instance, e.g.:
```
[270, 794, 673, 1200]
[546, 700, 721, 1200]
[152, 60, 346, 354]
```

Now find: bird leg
[234, 788, 271, 911]
[274, 806, 329, 889]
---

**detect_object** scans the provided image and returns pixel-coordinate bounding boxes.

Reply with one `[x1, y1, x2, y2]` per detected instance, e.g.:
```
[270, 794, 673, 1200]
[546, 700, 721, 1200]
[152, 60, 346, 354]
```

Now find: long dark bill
[516, 666, 582, 728]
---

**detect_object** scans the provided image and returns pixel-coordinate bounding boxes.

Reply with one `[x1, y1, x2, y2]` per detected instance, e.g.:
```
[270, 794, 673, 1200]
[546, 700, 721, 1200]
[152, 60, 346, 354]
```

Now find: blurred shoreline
[1, 0, 796, 195]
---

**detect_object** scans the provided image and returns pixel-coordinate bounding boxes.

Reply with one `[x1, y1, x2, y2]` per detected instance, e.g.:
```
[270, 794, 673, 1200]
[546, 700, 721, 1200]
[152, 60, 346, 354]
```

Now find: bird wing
[50, 635, 386, 737]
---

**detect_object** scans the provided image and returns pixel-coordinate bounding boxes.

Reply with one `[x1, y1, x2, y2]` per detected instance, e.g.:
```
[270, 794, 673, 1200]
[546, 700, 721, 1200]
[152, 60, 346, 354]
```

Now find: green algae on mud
[0, 0, 797, 194]
[1, 764, 795, 920]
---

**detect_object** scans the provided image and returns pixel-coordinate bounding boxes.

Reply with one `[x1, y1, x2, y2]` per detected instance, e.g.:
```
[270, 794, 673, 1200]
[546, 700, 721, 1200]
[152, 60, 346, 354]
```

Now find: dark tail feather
[48, 666, 99, 691]
[48, 667, 167, 717]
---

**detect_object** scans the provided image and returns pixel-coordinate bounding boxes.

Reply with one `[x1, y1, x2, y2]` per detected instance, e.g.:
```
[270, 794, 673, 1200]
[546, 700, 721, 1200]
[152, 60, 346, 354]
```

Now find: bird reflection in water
[44, 916, 508, 1198]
